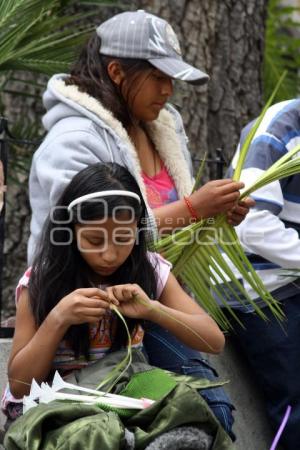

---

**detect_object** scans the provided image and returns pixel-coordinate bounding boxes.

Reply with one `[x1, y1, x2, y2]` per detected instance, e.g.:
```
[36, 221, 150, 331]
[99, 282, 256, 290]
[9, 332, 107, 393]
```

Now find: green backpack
[4, 349, 234, 450]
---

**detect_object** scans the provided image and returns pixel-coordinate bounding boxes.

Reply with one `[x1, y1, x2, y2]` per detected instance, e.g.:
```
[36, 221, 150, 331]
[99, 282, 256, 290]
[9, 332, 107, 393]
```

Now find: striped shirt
[226, 99, 300, 308]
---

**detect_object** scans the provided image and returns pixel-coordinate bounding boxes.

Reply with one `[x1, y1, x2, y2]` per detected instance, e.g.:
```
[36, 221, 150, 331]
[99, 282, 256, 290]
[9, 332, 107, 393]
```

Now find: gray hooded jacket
[28, 74, 194, 263]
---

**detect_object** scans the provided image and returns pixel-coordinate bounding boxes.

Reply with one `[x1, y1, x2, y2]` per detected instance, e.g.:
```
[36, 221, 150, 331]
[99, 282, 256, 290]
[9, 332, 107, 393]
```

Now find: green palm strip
[96, 306, 132, 393]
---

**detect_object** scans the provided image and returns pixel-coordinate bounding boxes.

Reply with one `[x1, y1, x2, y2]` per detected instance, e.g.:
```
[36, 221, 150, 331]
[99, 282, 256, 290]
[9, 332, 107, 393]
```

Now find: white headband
[67, 190, 141, 211]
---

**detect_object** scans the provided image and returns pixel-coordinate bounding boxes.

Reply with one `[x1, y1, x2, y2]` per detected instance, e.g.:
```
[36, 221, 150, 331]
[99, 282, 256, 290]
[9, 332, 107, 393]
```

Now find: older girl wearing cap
[28, 10, 253, 437]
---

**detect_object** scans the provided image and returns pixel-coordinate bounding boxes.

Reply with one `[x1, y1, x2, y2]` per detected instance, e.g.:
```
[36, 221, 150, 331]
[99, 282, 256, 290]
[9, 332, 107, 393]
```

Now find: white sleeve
[236, 207, 300, 269]
[147, 252, 172, 298]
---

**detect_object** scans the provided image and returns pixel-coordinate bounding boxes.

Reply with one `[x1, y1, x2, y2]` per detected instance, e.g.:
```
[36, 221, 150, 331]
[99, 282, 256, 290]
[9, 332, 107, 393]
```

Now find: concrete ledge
[0, 338, 274, 449]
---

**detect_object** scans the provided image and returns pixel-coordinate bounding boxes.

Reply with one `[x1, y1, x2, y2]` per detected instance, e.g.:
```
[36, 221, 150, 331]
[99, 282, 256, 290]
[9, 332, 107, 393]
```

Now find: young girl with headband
[3, 164, 225, 437]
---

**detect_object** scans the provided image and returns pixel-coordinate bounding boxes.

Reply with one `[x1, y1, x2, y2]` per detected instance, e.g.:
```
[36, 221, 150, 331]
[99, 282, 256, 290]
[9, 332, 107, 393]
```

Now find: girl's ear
[107, 61, 125, 86]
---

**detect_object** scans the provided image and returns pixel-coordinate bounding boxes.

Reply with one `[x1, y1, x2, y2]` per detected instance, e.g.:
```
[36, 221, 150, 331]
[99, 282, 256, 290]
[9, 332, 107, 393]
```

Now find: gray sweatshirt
[28, 74, 194, 263]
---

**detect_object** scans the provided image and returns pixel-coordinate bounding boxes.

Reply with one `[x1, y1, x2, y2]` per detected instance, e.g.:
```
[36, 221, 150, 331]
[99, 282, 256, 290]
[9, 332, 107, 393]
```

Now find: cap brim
[148, 57, 209, 85]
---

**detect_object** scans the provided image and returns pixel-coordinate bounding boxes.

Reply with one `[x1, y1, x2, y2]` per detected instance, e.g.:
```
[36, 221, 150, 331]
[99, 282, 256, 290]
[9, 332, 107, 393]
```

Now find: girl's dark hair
[65, 32, 153, 129]
[29, 163, 157, 359]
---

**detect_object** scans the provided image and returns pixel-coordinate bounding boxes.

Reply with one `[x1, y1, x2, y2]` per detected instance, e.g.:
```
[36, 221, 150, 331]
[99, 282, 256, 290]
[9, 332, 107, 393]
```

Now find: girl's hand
[227, 197, 256, 226]
[189, 179, 244, 218]
[106, 284, 157, 320]
[52, 288, 117, 327]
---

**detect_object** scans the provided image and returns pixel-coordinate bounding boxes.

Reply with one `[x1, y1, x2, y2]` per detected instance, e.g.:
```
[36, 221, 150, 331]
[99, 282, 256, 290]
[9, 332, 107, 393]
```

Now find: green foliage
[264, 0, 300, 102]
[0, 0, 111, 75]
[234, 71, 286, 181]
[0, 0, 117, 184]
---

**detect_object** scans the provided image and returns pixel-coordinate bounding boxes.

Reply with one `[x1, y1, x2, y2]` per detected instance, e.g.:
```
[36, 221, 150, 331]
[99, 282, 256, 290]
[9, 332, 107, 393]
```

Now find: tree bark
[2, 0, 268, 318]
[3, 183, 30, 319]
[1, 74, 44, 320]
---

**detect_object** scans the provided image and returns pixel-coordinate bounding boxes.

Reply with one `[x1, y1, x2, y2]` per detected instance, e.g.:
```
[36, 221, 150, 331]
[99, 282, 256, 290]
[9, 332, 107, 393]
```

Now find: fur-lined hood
[43, 74, 193, 198]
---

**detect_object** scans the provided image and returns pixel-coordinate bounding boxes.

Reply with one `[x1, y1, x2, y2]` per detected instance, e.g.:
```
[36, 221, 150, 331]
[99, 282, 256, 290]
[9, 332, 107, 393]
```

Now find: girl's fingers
[93, 296, 119, 307]
[108, 284, 141, 302]
[210, 179, 235, 187]
[112, 285, 134, 302]
[221, 191, 241, 204]
[227, 210, 248, 225]
[76, 287, 110, 299]
[218, 181, 244, 194]
[217, 200, 238, 213]
[82, 297, 114, 308]
[105, 287, 120, 305]
[227, 215, 243, 225]
[122, 287, 136, 301]
[240, 197, 255, 208]
[232, 205, 249, 216]
[81, 307, 107, 317]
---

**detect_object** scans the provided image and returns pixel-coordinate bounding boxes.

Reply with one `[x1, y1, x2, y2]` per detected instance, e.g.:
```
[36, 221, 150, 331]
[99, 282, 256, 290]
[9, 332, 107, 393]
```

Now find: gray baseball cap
[96, 10, 209, 85]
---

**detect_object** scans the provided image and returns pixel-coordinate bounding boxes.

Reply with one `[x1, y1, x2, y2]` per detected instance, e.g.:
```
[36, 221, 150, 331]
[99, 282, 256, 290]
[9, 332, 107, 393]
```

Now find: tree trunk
[3, 183, 31, 319]
[2, 0, 268, 318]
[1, 74, 43, 320]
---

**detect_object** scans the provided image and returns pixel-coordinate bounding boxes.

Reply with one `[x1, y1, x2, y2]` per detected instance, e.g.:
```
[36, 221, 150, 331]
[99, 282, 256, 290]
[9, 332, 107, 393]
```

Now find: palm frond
[233, 71, 286, 181]
[153, 76, 294, 330]
[154, 213, 284, 330]
[0, 0, 115, 75]
[240, 144, 300, 199]
[192, 152, 207, 193]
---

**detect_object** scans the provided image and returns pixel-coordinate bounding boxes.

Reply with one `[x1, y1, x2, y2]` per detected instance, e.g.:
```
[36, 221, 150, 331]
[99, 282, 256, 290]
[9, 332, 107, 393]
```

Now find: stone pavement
[208, 340, 274, 449]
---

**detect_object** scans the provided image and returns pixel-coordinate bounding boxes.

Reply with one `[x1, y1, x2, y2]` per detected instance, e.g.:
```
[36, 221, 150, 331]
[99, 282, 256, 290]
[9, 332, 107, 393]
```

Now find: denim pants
[143, 322, 235, 438]
[231, 292, 300, 450]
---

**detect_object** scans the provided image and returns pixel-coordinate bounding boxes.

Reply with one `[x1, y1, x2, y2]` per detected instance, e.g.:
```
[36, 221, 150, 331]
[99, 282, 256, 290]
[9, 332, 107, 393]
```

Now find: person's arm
[8, 287, 114, 398]
[8, 288, 68, 398]
[153, 179, 252, 233]
[160, 105, 253, 230]
[150, 273, 225, 353]
[105, 280, 225, 354]
[230, 104, 300, 269]
[236, 206, 300, 269]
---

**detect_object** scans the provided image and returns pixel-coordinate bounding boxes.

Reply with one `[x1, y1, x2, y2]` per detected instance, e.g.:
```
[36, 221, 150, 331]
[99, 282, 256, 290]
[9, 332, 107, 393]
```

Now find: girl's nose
[101, 243, 118, 263]
[162, 78, 173, 97]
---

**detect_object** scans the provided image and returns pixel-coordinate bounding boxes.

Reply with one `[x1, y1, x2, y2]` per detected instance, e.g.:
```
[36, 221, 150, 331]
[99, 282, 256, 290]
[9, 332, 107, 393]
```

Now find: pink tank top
[142, 162, 179, 208]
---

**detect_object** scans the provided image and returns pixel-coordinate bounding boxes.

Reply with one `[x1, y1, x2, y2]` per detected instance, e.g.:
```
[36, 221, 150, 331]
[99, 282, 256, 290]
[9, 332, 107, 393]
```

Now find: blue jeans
[143, 322, 235, 438]
[231, 292, 300, 450]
